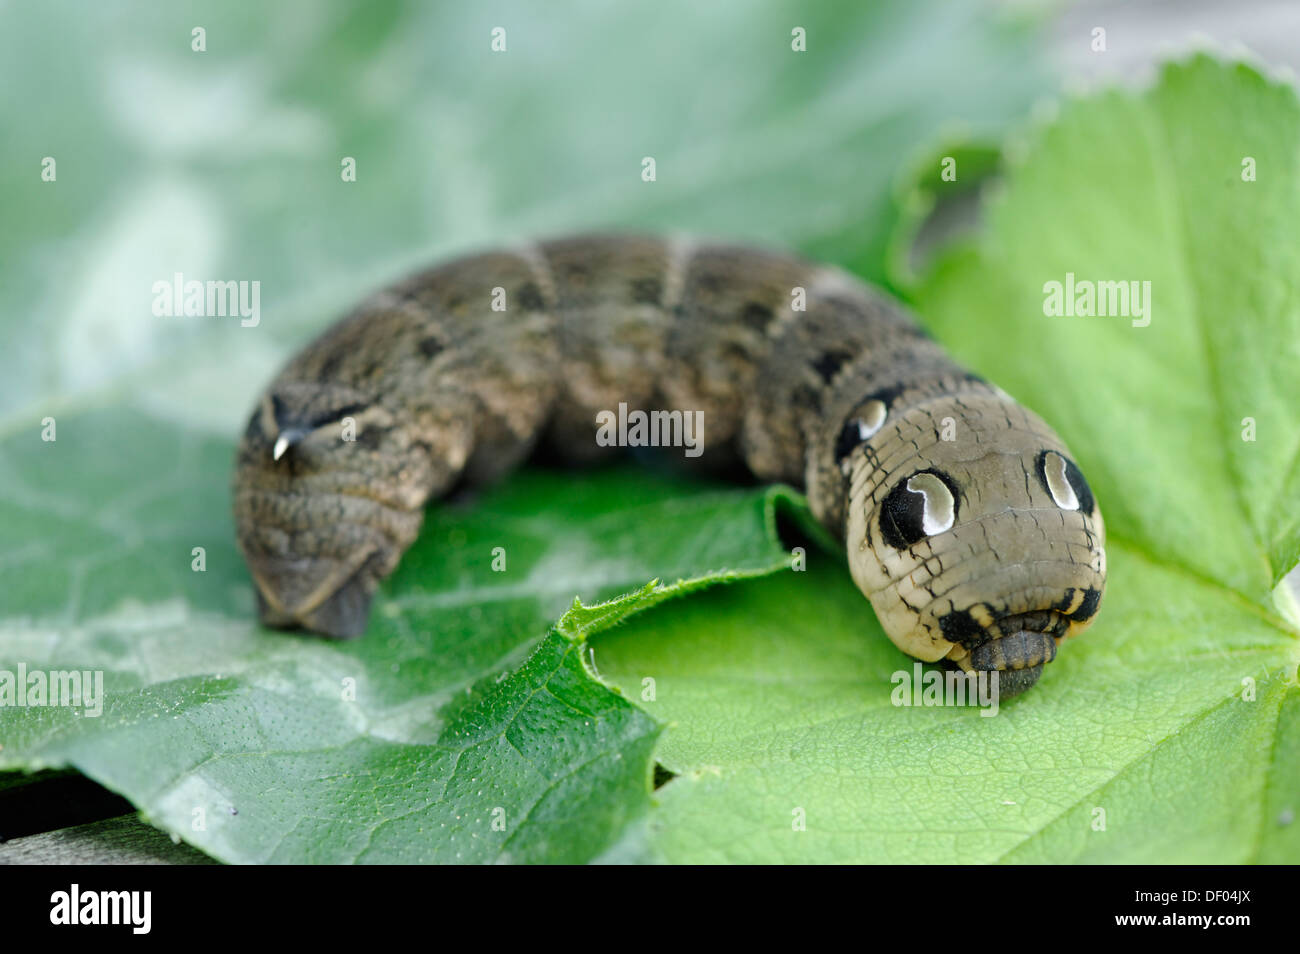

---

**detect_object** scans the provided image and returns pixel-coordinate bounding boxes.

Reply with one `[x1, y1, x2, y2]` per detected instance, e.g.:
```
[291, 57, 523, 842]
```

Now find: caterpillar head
[232, 381, 428, 638]
[838, 385, 1106, 698]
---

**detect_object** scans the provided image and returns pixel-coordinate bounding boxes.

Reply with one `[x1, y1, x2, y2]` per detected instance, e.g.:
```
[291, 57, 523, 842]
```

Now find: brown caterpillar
[233, 234, 1106, 696]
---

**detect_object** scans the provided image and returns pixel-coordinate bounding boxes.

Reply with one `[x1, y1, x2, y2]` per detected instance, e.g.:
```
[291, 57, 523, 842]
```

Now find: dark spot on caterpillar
[879, 468, 960, 549]
[652, 763, 678, 790]
[811, 348, 854, 384]
[273, 394, 370, 434]
[516, 282, 546, 312]
[834, 419, 862, 465]
[318, 352, 344, 379]
[694, 272, 725, 294]
[1057, 586, 1101, 622]
[418, 334, 444, 358]
[559, 259, 590, 280]
[790, 383, 822, 411]
[270, 394, 291, 430]
[939, 608, 987, 649]
[881, 475, 930, 548]
[863, 382, 906, 411]
[357, 425, 389, 450]
[629, 275, 662, 306]
[1035, 449, 1096, 515]
[319, 402, 369, 429]
[833, 386, 902, 466]
[1063, 457, 1095, 515]
[739, 301, 773, 331]
[721, 341, 753, 363]
[1073, 587, 1101, 620]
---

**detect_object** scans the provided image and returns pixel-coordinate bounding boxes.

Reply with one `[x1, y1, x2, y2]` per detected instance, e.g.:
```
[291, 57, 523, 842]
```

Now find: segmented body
[234, 234, 1106, 695]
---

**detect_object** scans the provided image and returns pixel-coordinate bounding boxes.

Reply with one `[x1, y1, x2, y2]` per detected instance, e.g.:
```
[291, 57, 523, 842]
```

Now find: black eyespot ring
[879, 468, 960, 549]
[833, 385, 906, 467]
[1035, 450, 1095, 515]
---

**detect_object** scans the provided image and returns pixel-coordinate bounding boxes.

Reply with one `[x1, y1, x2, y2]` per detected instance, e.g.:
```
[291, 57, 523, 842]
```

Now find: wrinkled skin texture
[234, 234, 1106, 697]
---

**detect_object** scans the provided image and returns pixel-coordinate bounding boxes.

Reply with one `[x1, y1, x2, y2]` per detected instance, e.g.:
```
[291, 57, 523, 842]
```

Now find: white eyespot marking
[837, 401, 890, 476]
[273, 436, 291, 461]
[856, 399, 887, 441]
[906, 472, 955, 535]
[1042, 450, 1079, 510]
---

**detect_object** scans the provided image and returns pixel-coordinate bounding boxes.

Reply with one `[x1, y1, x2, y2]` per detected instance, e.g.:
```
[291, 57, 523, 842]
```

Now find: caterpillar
[233, 234, 1106, 696]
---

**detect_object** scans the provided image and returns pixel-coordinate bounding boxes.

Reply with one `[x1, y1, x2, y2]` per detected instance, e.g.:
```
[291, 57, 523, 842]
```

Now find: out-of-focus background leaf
[0, 0, 1053, 862]
[1, 0, 1046, 430]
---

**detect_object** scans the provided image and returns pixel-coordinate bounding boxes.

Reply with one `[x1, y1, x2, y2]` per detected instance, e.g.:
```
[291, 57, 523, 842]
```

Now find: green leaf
[595, 542, 1299, 863]
[0, 0, 1045, 422]
[0, 408, 802, 862]
[589, 56, 1300, 863]
[0, 0, 1049, 862]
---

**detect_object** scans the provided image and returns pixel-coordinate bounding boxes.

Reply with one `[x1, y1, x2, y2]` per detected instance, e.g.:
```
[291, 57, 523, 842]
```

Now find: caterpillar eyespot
[1036, 448, 1095, 515]
[233, 233, 1107, 697]
[834, 398, 889, 475]
[879, 469, 959, 548]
